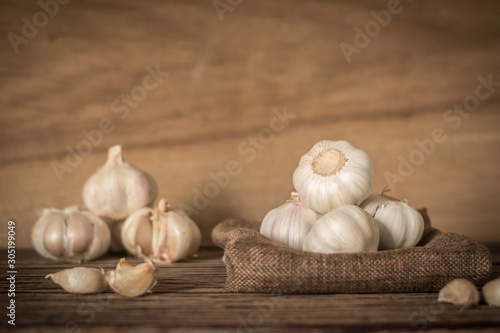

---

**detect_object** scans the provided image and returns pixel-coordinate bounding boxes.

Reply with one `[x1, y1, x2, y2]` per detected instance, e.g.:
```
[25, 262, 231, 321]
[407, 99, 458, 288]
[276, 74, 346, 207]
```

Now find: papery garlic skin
[438, 279, 479, 306]
[482, 278, 500, 307]
[46, 267, 107, 294]
[302, 205, 379, 254]
[293, 140, 374, 214]
[31, 206, 111, 262]
[82, 145, 158, 220]
[360, 194, 424, 250]
[260, 192, 320, 249]
[121, 198, 202, 263]
[105, 258, 157, 297]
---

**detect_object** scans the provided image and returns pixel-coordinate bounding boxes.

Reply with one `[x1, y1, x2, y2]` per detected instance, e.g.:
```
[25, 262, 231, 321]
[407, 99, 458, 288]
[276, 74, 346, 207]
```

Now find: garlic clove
[46, 267, 107, 294]
[260, 192, 320, 249]
[302, 205, 379, 254]
[360, 192, 424, 250]
[121, 199, 202, 263]
[482, 278, 500, 307]
[105, 258, 157, 297]
[438, 279, 479, 306]
[32, 206, 111, 262]
[82, 145, 158, 220]
[293, 140, 374, 214]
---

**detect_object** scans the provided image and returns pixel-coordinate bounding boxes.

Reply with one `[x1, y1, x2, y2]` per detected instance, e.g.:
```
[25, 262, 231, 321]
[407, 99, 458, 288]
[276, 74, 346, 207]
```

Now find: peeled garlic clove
[360, 193, 424, 250]
[302, 205, 379, 254]
[121, 199, 202, 263]
[31, 206, 111, 262]
[293, 140, 374, 214]
[105, 258, 157, 297]
[438, 279, 479, 306]
[82, 145, 158, 220]
[46, 267, 107, 294]
[260, 192, 320, 249]
[483, 278, 500, 307]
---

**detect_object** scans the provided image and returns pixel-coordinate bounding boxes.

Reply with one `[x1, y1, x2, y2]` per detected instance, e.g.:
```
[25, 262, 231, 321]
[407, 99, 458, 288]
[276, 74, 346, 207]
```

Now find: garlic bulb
[260, 192, 320, 249]
[302, 205, 379, 254]
[31, 206, 111, 262]
[482, 278, 500, 307]
[360, 192, 424, 250]
[293, 140, 374, 214]
[438, 279, 479, 306]
[121, 198, 202, 263]
[82, 145, 158, 220]
[46, 267, 107, 294]
[105, 258, 157, 297]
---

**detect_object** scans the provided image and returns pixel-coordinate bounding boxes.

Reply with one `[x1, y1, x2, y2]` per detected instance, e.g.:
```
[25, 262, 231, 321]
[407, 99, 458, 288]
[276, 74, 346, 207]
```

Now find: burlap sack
[211, 209, 492, 294]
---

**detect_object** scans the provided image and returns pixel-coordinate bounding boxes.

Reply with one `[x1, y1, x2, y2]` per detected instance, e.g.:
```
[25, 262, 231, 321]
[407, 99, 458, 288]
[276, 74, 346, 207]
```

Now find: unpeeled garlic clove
[482, 278, 500, 307]
[438, 279, 479, 306]
[293, 140, 374, 214]
[82, 145, 158, 220]
[46, 267, 107, 294]
[302, 205, 379, 254]
[105, 258, 157, 297]
[260, 192, 320, 249]
[360, 192, 424, 250]
[31, 206, 111, 262]
[121, 198, 202, 263]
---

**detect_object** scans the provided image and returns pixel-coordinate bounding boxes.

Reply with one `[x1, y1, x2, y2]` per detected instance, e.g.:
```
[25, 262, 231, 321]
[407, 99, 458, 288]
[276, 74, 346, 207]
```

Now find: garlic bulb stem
[293, 140, 374, 214]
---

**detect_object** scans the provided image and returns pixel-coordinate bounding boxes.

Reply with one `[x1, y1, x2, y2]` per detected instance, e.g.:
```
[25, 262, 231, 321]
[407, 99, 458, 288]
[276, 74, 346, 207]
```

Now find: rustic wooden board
[1, 248, 499, 332]
[1, 0, 500, 248]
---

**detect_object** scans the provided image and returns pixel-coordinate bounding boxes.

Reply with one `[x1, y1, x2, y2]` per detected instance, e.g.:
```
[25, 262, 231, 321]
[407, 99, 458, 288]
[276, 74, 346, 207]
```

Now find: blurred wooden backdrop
[1, 0, 499, 248]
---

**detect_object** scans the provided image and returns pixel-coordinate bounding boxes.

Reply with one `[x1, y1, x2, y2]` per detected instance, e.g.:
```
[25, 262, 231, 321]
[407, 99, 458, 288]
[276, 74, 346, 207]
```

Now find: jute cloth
[211, 209, 492, 294]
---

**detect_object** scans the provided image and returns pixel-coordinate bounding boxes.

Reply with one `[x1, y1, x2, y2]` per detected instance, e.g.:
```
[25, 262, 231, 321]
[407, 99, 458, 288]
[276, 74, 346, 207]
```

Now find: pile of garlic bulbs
[32, 145, 201, 263]
[260, 140, 424, 254]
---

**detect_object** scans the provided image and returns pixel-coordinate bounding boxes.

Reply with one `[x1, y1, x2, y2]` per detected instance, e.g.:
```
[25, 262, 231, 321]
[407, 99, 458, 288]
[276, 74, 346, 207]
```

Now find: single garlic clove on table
[31, 206, 111, 262]
[82, 145, 158, 220]
[438, 279, 480, 306]
[360, 192, 424, 250]
[121, 198, 202, 263]
[105, 258, 157, 297]
[293, 140, 374, 214]
[260, 192, 320, 249]
[46, 267, 107, 294]
[482, 278, 500, 307]
[302, 205, 379, 254]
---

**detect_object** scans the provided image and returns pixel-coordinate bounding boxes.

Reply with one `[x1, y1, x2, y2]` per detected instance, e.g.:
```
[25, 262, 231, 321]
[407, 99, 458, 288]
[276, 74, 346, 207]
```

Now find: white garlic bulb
[482, 278, 500, 307]
[360, 192, 424, 250]
[293, 140, 374, 214]
[438, 279, 479, 306]
[46, 267, 107, 294]
[121, 198, 202, 263]
[260, 192, 320, 249]
[105, 258, 157, 297]
[302, 205, 379, 254]
[82, 145, 158, 220]
[31, 206, 111, 262]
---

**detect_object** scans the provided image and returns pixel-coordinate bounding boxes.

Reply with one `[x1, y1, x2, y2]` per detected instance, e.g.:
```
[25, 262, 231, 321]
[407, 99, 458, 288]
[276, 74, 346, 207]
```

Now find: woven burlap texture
[211, 209, 492, 294]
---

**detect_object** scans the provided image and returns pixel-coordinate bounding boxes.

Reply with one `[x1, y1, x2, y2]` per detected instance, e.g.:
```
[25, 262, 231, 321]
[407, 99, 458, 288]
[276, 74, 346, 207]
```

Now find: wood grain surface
[0, 248, 499, 332]
[1, 0, 500, 248]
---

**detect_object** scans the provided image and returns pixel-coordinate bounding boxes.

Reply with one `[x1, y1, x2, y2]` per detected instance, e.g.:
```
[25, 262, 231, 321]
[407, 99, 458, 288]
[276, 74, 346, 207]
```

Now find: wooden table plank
[1, 248, 499, 332]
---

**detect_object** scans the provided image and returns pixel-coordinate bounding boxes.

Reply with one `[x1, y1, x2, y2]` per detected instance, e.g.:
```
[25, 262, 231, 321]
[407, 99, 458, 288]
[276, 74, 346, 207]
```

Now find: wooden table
[2, 247, 500, 332]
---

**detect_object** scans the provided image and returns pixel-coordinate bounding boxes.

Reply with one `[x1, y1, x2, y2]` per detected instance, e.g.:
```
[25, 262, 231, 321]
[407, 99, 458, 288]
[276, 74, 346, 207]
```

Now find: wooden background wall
[1, 0, 499, 248]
